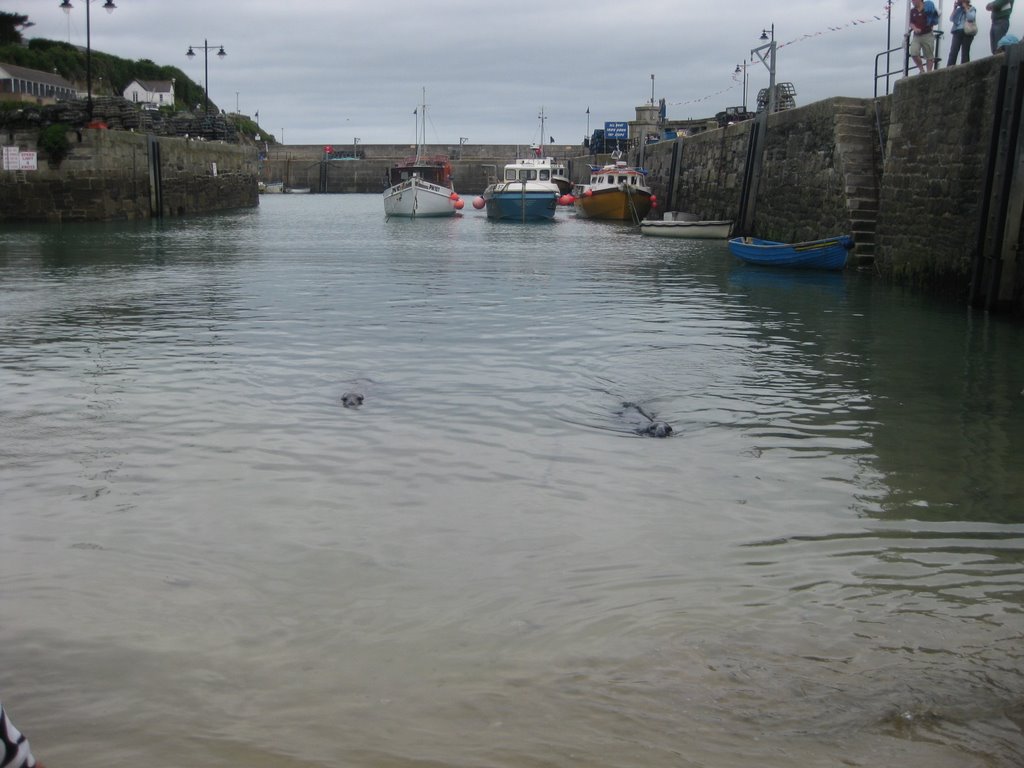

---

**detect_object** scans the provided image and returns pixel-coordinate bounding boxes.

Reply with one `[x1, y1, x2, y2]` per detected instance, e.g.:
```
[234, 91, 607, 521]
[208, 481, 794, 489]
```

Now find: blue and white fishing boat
[728, 235, 853, 270]
[478, 157, 561, 221]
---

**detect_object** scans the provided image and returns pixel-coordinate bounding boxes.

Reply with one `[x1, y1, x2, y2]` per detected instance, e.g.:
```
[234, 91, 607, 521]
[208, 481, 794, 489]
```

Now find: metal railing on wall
[874, 32, 945, 98]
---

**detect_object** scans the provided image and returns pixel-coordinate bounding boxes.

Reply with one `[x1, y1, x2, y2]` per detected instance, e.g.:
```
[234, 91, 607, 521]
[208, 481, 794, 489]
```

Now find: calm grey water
[2, 194, 1023, 768]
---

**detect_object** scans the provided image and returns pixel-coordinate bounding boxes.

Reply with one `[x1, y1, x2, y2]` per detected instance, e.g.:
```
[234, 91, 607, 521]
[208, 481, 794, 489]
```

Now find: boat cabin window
[539, 170, 550, 180]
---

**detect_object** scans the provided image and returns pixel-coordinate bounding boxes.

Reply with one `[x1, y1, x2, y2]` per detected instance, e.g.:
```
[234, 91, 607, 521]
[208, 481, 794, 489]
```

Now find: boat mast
[538, 106, 546, 158]
[415, 87, 426, 163]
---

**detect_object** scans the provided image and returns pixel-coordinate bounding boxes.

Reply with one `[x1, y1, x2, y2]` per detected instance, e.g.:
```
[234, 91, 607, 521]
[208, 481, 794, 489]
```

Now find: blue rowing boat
[728, 235, 853, 270]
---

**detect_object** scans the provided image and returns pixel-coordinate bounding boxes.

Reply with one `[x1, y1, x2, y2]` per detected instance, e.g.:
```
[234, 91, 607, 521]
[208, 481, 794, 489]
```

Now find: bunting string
[668, 3, 894, 107]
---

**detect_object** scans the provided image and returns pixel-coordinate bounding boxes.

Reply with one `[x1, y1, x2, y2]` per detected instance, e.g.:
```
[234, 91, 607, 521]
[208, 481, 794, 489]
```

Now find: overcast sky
[8, 0, 996, 146]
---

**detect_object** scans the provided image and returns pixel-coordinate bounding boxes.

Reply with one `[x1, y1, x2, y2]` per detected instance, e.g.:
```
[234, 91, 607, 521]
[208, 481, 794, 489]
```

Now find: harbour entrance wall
[259, 143, 589, 195]
[0, 129, 258, 222]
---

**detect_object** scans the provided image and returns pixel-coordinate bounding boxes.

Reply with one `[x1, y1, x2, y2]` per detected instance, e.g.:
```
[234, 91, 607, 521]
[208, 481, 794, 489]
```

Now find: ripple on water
[2, 195, 1023, 767]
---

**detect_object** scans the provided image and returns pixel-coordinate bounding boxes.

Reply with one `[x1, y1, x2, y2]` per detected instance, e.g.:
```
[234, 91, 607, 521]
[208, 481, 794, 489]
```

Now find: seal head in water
[341, 392, 364, 408]
[620, 402, 672, 438]
[641, 421, 673, 438]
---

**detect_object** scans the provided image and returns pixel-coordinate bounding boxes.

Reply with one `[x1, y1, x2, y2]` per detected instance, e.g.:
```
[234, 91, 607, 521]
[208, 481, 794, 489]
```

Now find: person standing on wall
[910, 0, 939, 72]
[949, 0, 979, 64]
[986, 0, 1015, 53]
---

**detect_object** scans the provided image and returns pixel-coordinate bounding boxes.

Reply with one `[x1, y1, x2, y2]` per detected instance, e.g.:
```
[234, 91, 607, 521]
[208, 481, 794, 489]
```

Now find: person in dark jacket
[987, 0, 1015, 53]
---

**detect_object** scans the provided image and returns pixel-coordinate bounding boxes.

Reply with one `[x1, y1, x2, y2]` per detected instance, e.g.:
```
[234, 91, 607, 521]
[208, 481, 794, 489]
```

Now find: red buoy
[472, 196, 486, 210]
[454, 199, 465, 210]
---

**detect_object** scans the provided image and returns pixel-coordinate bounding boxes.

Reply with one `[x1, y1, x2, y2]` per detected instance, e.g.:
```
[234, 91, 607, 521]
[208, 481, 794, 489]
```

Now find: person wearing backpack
[949, 0, 979, 64]
[910, 0, 940, 72]
[986, 0, 1015, 53]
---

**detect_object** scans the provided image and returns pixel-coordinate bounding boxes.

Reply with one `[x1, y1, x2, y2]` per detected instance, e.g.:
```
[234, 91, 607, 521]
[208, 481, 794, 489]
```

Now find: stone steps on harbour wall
[835, 103, 881, 266]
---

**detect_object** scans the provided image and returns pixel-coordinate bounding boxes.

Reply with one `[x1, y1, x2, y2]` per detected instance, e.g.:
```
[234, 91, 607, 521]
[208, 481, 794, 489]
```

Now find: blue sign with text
[604, 122, 628, 139]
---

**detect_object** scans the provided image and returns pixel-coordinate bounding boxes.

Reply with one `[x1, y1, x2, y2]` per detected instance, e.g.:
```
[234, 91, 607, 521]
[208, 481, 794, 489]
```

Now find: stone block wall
[754, 98, 866, 245]
[261, 145, 592, 195]
[874, 56, 1001, 294]
[1, 128, 259, 222]
[639, 96, 879, 246]
[639, 121, 751, 222]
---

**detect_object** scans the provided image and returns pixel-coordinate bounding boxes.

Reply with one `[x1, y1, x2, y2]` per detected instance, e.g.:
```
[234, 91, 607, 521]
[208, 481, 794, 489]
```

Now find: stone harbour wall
[638, 96, 885, 260]
[873, 55, 1002, 294]
[261, 144, 590, 195]
[636, 50, 1016, 306]
[0, 128, 259, 222]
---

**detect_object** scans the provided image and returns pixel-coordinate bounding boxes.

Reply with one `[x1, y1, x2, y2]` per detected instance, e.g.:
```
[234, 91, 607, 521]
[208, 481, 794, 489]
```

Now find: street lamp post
[186, 39, 227, 115]
[751, 24, 777, 115]
[734, 62, 748, 112]
[59, 0, 116, 123]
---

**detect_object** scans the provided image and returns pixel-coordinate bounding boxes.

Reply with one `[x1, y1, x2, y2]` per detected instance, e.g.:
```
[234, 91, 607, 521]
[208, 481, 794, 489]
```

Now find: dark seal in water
[620, 402, 673, 438]
[640, 420, 672, 438]
[341, 392, 364, 408]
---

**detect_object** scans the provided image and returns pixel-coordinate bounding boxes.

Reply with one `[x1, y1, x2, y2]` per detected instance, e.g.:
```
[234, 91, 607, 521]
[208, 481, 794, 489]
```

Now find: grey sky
[9, 0, 995, 146]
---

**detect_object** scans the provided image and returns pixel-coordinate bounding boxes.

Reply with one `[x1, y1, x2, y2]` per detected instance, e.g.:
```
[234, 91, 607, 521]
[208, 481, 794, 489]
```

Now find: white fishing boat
[383, 89, 462, 218]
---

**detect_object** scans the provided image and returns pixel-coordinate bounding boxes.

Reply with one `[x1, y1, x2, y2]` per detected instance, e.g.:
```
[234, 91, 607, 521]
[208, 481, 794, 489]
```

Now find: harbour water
[2, 195, 1023, 767]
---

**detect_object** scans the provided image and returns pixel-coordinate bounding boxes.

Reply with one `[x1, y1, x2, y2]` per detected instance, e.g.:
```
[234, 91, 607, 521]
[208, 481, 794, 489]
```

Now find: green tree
[0, 11, 32, 45]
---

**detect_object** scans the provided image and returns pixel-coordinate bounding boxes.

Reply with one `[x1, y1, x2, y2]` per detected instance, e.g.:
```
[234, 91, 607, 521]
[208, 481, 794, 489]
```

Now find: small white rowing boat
[639, 219, 732, 239]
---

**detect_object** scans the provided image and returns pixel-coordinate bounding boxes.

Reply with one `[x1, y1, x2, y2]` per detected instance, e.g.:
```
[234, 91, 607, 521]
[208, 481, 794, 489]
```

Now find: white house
[122, 79, 174, 108]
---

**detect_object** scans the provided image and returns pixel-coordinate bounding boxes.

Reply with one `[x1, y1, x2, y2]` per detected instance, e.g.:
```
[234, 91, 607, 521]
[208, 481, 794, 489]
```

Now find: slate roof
[129, 79, 174, 93]
[0, 62, 75, 89]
